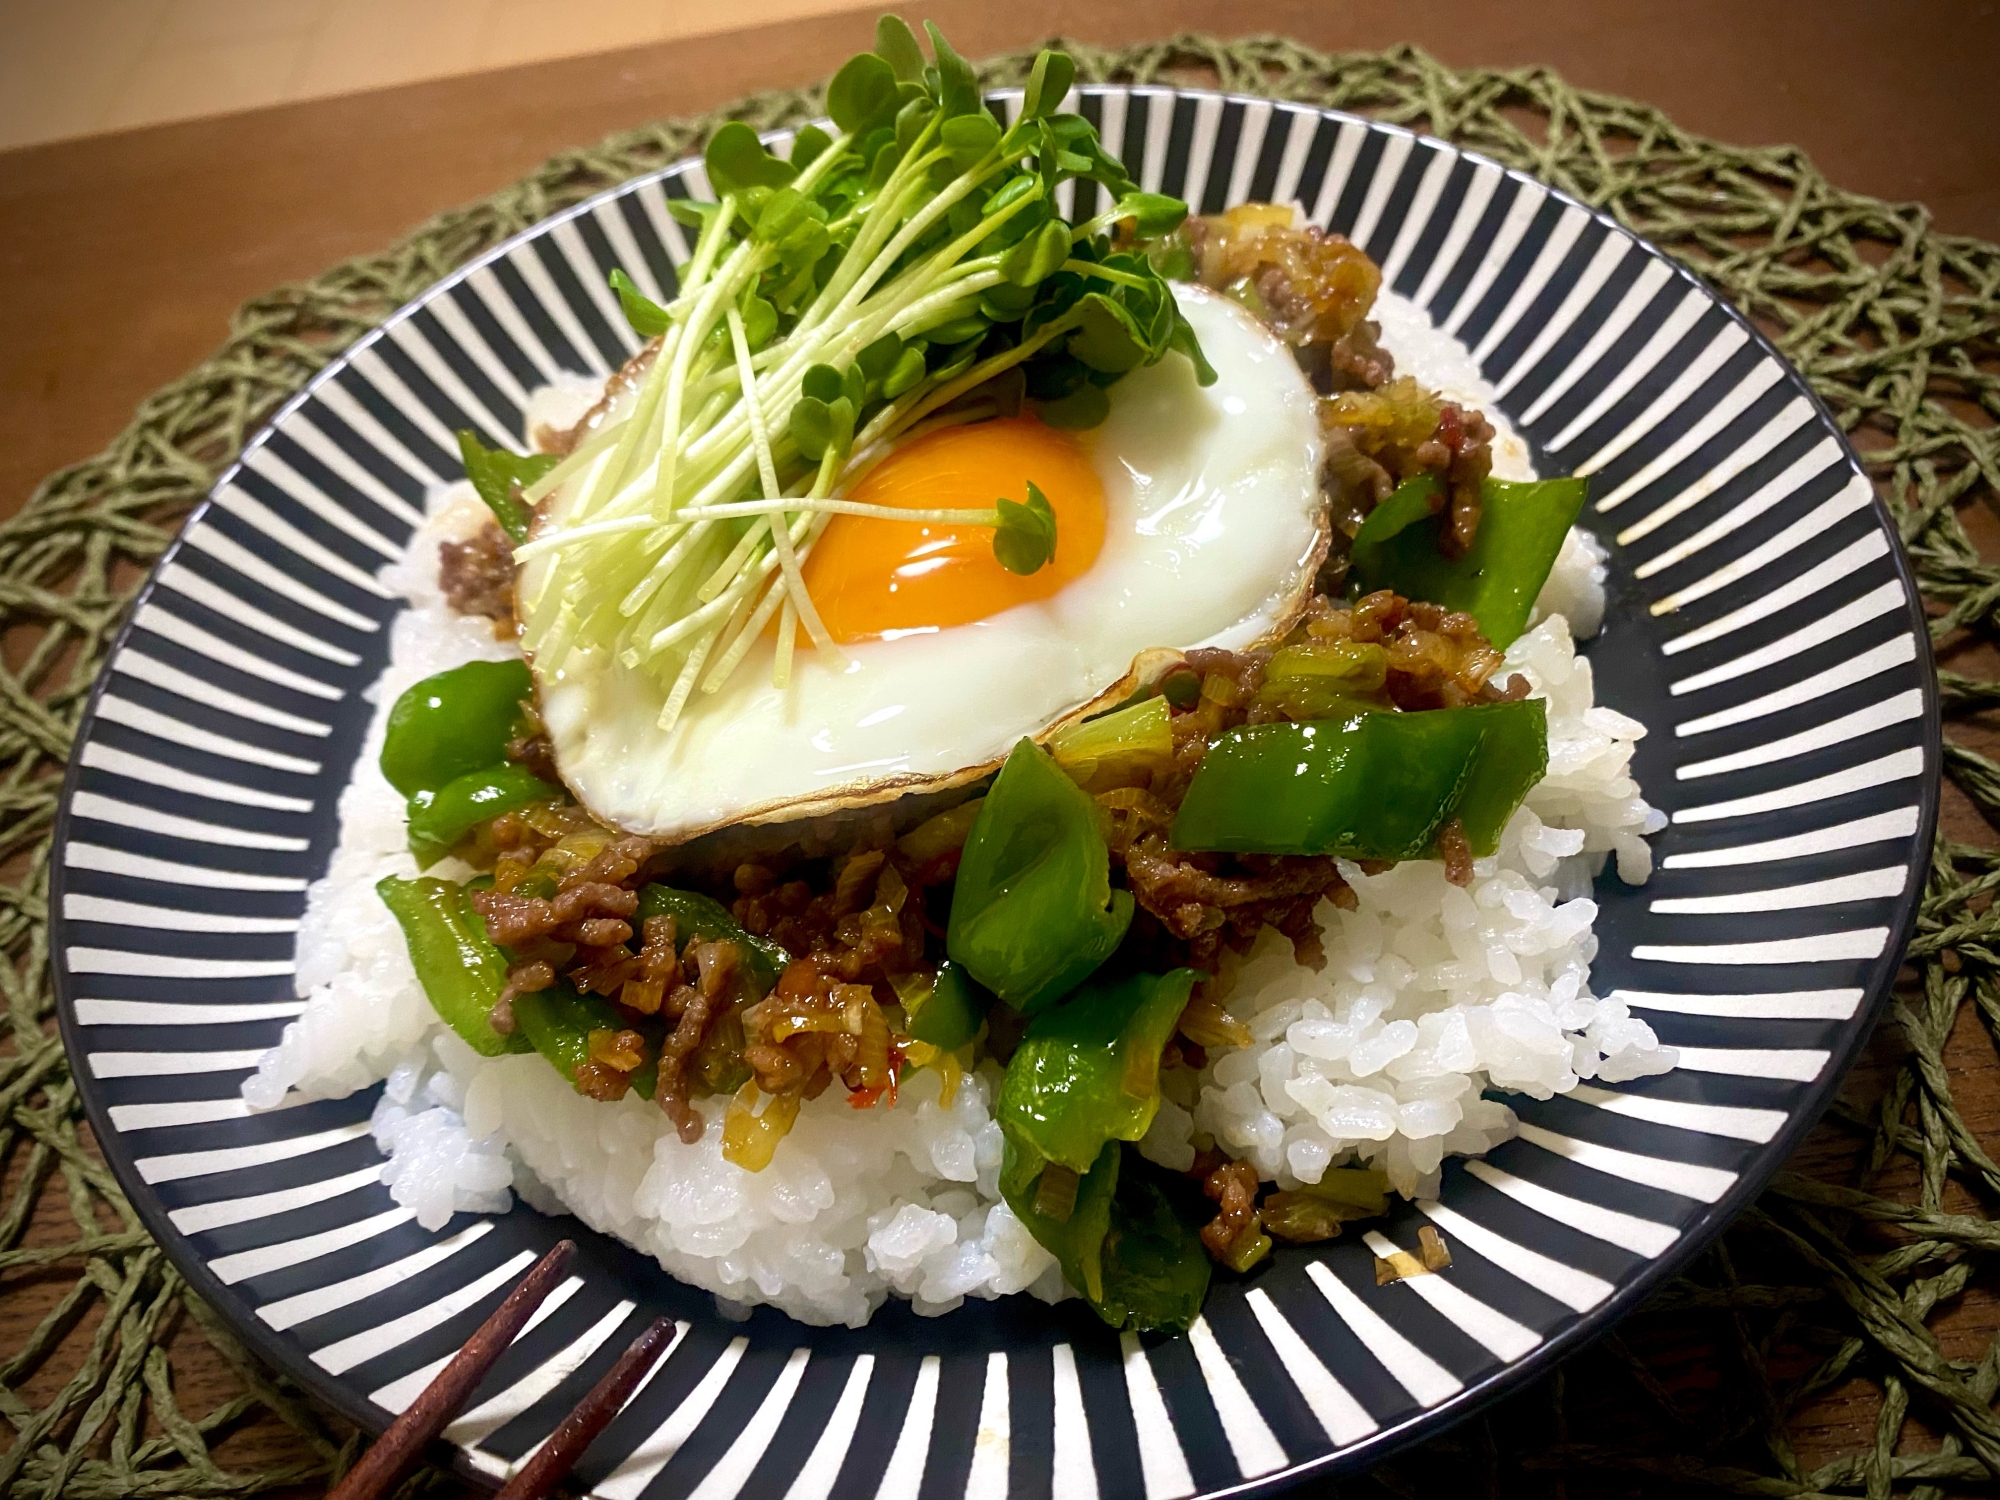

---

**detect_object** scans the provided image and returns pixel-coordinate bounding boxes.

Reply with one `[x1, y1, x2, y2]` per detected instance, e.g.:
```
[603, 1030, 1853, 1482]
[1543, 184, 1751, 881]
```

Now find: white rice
[244, 301, 1671, 1326]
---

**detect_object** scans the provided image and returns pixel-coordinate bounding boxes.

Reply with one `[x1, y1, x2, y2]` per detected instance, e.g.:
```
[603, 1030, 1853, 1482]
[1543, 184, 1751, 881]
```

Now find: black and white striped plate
[53, 87, 1938, 1497]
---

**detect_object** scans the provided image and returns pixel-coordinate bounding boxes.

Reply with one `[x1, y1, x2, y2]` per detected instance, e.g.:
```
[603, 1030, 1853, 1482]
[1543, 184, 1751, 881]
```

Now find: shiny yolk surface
[800, 416, 1107, 645]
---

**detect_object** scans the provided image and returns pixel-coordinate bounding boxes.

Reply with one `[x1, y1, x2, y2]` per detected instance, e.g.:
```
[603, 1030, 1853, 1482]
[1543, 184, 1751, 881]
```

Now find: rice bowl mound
[244, 289, 1674, 1328]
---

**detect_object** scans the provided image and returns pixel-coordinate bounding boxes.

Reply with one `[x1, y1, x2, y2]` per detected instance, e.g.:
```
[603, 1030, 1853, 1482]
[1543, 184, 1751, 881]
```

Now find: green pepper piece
[1170, 701, 1546, 859]
[909, 959, 991, 1050]
[457, 431, 559, 545]
[1451, 698, 1548, 853]
[998, 968, 1198, 1173]
[1095, 1164, 1211, 1334]
[1000, 1135, 1121, 1302]
[510, 986, 657, 1099]
[1000, 1140, 1211, 1331]
[380, 659, 535, 798]
[408, 763, 556, 868]
[947, 739, 1134, 1013]
[1350, 475, 1590, 647]
[634, 885, 787, 998]
[1350, 473, 1442, 552]
[375, 875, 532, 1058]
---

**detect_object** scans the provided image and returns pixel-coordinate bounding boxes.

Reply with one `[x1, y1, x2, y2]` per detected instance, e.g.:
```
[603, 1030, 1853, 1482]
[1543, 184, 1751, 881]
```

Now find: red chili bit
[493, 1316, 677, 1500]
[326, 1239, 576, 1500]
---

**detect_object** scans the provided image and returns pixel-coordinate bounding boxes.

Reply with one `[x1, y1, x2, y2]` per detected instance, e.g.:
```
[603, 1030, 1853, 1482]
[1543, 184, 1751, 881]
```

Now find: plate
[51, 86, 1938, 1498]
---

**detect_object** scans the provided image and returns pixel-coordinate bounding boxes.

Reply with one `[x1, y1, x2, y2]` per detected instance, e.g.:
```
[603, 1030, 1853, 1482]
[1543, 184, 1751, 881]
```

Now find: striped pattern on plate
[52, 86, 1938, 1498]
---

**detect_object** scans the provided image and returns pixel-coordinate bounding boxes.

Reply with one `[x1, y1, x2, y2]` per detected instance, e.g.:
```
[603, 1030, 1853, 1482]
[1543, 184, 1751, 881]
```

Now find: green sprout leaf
[827, 395, 857, 458]
[801, 363, 844, 404]
[942, 110, 1001, 164]
[790, 397, 833, 460]
[705, 121, 796, 195]
[740, 292, 778, 350]
[1022, 49, 1076, 122]
[1002, 219, 1072, 287]
[895, 96, 936, 151]
[856, 331, 903, 384]
[754, 187, 813, 244]
[1035, 382, 1112, 430]
[1068, 292, 1150, 373]
[874, 14, 927, 82]
[978, 282, 1035, 322]
[881, 344, 929, 398]
[994, 481, 1058, 574]
[827, 51, 900, 135]
[1169, 307, 1219, 386]
[1113, 191, 1189, 238]
[608, 269, 670, 339]
[791, 394, 857, 462]
[790, 124, 832, 168]
[664, 197, 722, 231]
[457, 431, 558, 545]
[984, 174, 1041, 217]
[924, 313, 988, 346]
[925, 20, 980, 118]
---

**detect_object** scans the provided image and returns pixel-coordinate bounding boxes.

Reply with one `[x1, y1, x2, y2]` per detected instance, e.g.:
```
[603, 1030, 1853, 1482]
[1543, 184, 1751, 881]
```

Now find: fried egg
[534, 283, 1325, 842]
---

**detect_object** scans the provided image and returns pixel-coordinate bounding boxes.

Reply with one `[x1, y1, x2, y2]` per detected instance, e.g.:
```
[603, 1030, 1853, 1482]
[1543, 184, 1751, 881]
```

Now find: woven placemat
[5, 34, 1998, 1500]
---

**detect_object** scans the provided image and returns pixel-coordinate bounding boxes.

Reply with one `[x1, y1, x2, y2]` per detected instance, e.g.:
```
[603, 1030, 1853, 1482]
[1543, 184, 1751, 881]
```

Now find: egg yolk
[799, 416, 1106, 644]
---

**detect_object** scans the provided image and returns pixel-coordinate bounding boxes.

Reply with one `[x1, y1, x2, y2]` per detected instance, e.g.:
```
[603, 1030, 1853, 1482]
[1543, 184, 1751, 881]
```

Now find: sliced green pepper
[376, 875, 532, 1057]
[999, 1140, 1210, 1331]
[511, 985, 658, 1099]
[1095, 1165, 1211, 1334]
[1449, 699, 1552, 851]
[947, 739, 1134, 1013]
[908, 959, 992, 1050]
[998, 968, 1198, 1173]
[457, 430, 559, 546]
[1349, 474, 1589, 647]
[1002, 1135, 1121, 1303]
[407, 763, 557, 869]
[634, 885, 787, 997]
[1171, 699, 1547, 859]
[380, 659, 535, 799]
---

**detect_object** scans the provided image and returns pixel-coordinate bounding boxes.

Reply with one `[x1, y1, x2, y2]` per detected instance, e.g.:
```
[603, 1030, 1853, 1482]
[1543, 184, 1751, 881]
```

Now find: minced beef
[438, 519, 517, 636]
[1176, 204, 1382, 353]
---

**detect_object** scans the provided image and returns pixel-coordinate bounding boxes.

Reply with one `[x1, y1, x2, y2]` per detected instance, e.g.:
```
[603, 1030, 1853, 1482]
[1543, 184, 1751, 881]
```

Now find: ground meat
[655, 939, 738, 1142]
[1199, 1159, 1262, 1262]
[731, 845, 927, 986]
[1294, 591, 1523, 712]
[1435, 818, 1474, 887]
[1123, 837, 1348, 971]
[474, 830, 661, 1016]
[1322, 318, 1395, 391]
[1417, 403, 1494, 559]
[739, 956, 896, 1107]
[1293, 317, 1396, 395]
[1178, 204, 1382, 349]
[438, 519, 517, 636]
[1320, 379, 1495, 559]
[506, 730, 560, 784]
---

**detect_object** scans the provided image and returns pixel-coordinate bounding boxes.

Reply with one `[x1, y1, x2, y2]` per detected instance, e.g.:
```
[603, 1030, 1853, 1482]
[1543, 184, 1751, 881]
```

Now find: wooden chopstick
[327, 1238, 577, 1500]
[493, 1315, 675, 1500]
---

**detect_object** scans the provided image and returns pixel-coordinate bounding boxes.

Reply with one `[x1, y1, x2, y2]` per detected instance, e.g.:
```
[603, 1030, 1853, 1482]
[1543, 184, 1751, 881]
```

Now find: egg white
[533, 283, 1325, 843]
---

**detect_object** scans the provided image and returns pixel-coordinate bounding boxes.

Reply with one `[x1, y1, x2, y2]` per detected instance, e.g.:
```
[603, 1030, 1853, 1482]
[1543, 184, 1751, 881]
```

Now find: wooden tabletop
[2, 0, 1996, 1490]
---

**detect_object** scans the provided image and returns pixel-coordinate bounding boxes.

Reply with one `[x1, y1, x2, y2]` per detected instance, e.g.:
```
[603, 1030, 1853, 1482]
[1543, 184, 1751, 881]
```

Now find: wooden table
[3, 0, 1996, 1491]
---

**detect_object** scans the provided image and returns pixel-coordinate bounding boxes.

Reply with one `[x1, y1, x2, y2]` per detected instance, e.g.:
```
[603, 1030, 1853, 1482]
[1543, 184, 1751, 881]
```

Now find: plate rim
[49, 83, 1943, 1495]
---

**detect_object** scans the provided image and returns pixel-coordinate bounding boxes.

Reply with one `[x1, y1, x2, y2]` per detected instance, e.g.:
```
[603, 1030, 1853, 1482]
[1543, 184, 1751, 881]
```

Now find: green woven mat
[5, 33, 1998, 1500]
